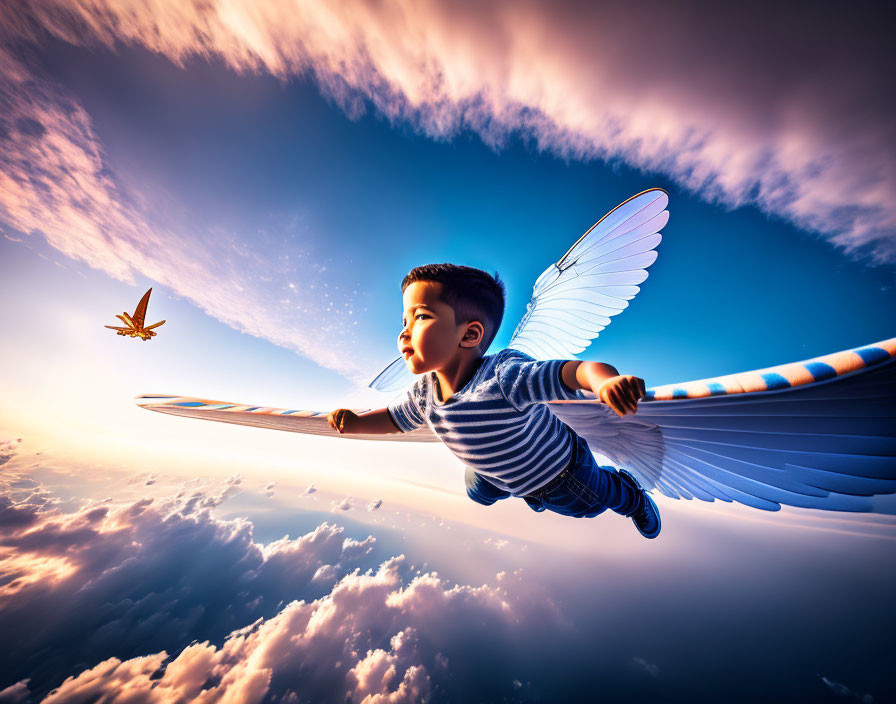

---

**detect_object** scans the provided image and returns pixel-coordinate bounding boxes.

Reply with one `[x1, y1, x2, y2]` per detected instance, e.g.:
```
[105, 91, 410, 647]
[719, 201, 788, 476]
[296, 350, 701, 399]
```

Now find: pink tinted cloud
[0, 44, 370, 379]
[0, 477, 377, 696]
[37, 562, 558, 703]
[4, 1, 895, 262]
[1, 475, 563, 701]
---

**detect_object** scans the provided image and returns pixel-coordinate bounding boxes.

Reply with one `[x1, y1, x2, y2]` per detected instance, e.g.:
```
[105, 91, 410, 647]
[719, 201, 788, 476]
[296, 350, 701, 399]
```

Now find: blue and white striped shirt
[387, 348, 585, 496]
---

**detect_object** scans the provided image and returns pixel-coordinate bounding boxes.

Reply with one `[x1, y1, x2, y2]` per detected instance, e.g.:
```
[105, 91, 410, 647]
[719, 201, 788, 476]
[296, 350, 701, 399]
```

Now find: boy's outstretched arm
[327, 408, 402, 435]
[561, 361, 646, 417]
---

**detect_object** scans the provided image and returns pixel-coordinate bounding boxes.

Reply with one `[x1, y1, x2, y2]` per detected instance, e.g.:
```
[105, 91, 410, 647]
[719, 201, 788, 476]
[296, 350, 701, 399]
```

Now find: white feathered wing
[368, 189, 668, 391]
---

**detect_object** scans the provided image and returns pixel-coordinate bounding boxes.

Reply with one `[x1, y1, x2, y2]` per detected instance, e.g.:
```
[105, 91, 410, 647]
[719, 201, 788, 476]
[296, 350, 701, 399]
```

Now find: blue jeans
[464, 433, 642, 518]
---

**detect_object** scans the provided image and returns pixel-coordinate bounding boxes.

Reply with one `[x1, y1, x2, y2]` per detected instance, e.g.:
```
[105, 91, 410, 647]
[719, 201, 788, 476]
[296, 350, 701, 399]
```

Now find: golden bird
[105, 288, 165, 341]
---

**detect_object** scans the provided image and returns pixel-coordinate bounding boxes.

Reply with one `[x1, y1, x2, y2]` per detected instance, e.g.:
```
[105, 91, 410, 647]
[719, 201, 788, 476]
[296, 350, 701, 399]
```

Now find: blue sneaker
[617, 469, 661, 539]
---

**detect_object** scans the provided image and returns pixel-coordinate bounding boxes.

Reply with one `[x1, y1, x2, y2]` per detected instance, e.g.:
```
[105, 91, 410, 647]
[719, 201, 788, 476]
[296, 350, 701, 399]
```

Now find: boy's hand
[328, 408, 360, 434]
[597, 375, 646, 417]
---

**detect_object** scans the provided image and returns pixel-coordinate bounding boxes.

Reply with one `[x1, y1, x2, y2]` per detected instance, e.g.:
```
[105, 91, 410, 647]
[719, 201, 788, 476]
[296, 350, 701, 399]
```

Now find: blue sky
[6, 38, 894, 393]
[1, 2, 894, 702]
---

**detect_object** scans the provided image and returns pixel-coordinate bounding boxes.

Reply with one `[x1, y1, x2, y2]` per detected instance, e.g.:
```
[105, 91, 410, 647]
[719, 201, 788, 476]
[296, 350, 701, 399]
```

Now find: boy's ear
[460, 321, 485, 349]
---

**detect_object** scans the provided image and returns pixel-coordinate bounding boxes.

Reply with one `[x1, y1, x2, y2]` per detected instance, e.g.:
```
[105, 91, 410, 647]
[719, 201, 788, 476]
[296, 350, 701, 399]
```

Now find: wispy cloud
[0, 43, 370, 379]
[0, 680, 29, 704]
[0, 439, 21, 467]
[819, 675, 874, 702]
[3, 1, 895, 262]
[631, 656, 659, 678]
[332, 496, 352, 511]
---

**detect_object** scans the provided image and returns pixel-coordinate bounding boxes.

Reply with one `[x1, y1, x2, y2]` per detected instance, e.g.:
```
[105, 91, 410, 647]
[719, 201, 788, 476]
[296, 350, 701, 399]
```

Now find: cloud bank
[3, 0, 895, 264]
[0, 473, 563, 701]
[0, 478, 377, 698]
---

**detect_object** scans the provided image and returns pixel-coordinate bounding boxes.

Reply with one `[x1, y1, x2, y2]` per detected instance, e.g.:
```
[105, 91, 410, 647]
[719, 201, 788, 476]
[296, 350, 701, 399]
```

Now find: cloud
[819, 675, 874, 702]
[127, 472, 161, 487]
[303, 483, 317, 495]
[0, 680, 29, 704]
[0, 478, 566, 702]
[311, 563, 338, 587]
[0, 44, 371, 380]
[631, 656, 659, 678]
[172, 474, 243, 513]
[0, 481, 377, 698]
[0, 438, 22, 467]
[368, 498, 383, 511]
[3, 1, 895, 263]
[34, 562, 563, 704]
[263, 481, 276, 498]
[332, 496, 353, 511]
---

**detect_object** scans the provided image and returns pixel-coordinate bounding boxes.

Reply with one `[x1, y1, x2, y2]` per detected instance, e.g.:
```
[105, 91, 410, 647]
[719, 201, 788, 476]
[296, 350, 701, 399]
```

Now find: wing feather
[548, 337, 896, 512]
[136, 395, 439, 442]
[139, 335, 895, 515]
[574, 219, 667, 266]
[509, 189, 668, 361]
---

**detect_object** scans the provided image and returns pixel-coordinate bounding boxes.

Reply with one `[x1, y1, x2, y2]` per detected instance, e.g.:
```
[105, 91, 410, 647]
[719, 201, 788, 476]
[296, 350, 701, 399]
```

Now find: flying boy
[327, 263, 661, 538]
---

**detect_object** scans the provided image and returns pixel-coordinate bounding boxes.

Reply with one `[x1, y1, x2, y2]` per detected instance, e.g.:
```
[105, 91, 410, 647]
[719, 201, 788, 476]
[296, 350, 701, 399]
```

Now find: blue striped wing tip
[136, 394, 353, 419]
[135, 394, 180, 406]
[645, 337, 896, 401]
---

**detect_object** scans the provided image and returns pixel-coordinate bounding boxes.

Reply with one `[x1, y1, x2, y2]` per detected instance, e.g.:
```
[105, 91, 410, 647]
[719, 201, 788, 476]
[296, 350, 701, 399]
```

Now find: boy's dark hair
[401, 263, 506, 353]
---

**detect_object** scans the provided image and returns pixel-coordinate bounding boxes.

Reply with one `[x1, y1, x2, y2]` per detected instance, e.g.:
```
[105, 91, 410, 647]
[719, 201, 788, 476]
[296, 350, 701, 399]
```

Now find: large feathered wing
[137, 337, 896, 512]
[367, 188, 668, 392]
[549, 338, 896, 512]
[134, 396, 440, 443]
[507, 188, 667, 359]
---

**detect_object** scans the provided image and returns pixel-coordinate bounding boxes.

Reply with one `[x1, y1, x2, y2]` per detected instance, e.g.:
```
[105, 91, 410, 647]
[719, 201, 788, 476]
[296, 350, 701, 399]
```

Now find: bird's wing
[507, 189, 667, 360]
[548, 338, 896, 512]
[368, 356, 419, 393]
[131, 288, 153, 328]
[144, 320, 166, 331]
[105, 325, 130, 331]
[116, 314, 134, 327]
[136, 395, 440, 442]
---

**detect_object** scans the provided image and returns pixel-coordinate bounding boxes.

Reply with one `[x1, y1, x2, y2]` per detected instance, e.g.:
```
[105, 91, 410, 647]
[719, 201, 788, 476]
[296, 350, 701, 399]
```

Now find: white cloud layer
[3, 0, 895, 263]
[32, 560, 559, 704]
[0, 473, 564, 702]
[0, 476, 378, 698]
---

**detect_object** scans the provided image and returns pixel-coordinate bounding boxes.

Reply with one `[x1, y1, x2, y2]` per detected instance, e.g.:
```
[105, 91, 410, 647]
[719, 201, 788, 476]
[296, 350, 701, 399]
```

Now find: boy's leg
[539, 436, 661, 537]
[465, 468, 512, 506]
[549, 462, 642, 517]
[614, 469, 661, 539]
[589, 465, 644, 516]
[548, 435, 643, 517]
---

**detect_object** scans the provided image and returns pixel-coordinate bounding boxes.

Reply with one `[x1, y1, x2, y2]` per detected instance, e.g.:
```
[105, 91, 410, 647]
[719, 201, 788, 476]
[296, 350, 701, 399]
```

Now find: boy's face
[399, 281, 473, 374]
